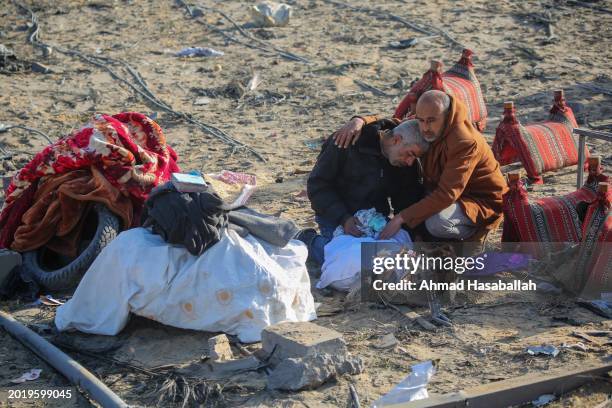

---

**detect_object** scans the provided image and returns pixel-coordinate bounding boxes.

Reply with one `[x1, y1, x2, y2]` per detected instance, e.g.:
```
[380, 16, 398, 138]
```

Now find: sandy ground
[1, 0, 612, 407]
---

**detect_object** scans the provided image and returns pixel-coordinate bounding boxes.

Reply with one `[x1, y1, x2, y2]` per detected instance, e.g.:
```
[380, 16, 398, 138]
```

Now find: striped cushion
[501, 176, 604, 258]
[493, 94, 583, 183]
[577, 192, 611, 297]
[394, 49, 488, 131]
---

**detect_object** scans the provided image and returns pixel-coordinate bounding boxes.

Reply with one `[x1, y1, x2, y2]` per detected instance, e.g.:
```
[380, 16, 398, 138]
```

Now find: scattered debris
[388, 35, 439, 49]
[373, 333, 399, 350]
[293, 190, 309, 202]
[30, 61, 52, 73]
[532, 394, 556, 407]
[0, 44, 31, 74]
[348, 383, 361, 408]
[310, 62, 371, 75]
[39, 294, 65, 306]
[177, 0, 309, 64]
[175, 47, 224, 58]
[250, 2, 292, 27]
[526, 345, 560, 357]
[353, 79, 392, 97]
[576, 299, 612, 318]
[208, 334, 234, 361]
[15, 3, 266, 162]
[560, 342, 588, 352]
[193, 97, 211, 106]
[0, 123, 53, 145]
[11, 368, 42, 384]
[304, 139, 323, 150]
[320, 0, 467, 49]
[372, 361, 436, 407]
[512, 45, 544, 61]
[246, 72, 262, 92]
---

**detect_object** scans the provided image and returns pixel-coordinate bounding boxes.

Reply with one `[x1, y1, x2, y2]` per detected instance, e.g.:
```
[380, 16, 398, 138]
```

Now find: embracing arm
[333, 115, 399, 148]
[399, 139, 479, 228]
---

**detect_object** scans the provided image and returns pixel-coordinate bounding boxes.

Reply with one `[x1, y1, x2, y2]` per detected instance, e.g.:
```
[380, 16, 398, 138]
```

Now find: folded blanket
[228, 207, 298, 247]
[0, 112, 179, 249]
[11, 167, 132, 257]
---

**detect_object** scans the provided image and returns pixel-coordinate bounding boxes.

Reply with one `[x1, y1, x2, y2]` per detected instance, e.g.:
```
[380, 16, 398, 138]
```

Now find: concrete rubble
[208, 334, 234, 361]
[261, 321, 364, 391]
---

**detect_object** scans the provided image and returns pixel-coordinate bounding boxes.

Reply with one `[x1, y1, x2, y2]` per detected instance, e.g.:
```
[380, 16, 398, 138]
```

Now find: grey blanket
[228, 207, 298, 248]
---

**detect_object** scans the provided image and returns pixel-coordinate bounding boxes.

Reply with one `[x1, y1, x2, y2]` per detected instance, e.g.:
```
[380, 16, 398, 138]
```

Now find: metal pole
[0, 310, 128, 408]
[577, 133, 585, 188]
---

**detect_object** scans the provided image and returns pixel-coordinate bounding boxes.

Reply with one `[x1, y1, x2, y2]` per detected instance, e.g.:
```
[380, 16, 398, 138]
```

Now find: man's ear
[392, 134, 402, 145]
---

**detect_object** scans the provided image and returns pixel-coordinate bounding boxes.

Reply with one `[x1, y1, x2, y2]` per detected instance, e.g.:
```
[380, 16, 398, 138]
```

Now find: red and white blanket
[0, 112, 180, 248]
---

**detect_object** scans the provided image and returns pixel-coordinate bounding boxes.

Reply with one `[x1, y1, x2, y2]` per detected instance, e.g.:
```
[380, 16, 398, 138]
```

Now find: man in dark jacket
[301, 119, 427, 266]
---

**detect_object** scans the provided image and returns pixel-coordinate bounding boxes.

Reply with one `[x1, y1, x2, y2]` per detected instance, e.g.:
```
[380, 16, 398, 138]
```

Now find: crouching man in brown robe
[335, 90, 508, 243]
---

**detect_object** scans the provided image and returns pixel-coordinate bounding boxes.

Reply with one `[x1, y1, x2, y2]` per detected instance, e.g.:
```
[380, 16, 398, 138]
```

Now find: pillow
[501, 162, 607, 258]
[394, 49, 488, 131]
[576, 185, 611, 297]
[493, 91, 584, 184]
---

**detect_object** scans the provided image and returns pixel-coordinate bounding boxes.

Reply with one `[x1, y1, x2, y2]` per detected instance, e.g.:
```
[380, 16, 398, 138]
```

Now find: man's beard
[423, 133, 438, 142]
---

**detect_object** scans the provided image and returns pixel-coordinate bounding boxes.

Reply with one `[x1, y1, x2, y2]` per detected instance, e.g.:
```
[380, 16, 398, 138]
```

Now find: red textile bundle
[493, 91, 584, 184]
[501, 162, 608, 258]
[394, 49, 488, 131]
[0, 112, 180, 249]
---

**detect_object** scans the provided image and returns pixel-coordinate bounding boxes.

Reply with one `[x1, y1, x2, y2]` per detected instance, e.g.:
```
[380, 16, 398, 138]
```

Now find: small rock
[267, 353, 363, 391]
[194, 97, 211, 106]
[373, 333, 398, 349]
[261, 321, 346, 365]
[31, 62, 52, 74]
[208, 334, 234, 361]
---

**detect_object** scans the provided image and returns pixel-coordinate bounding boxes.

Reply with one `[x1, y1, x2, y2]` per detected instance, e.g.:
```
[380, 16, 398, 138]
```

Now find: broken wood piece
[387, 358, 612, 407]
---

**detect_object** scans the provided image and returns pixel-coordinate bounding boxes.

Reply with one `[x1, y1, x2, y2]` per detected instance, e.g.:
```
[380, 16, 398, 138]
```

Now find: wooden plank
[384, 359, 612, 408]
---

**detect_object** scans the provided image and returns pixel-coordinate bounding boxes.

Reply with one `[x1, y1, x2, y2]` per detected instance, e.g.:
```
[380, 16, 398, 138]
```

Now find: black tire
[22, 204, 121, 290]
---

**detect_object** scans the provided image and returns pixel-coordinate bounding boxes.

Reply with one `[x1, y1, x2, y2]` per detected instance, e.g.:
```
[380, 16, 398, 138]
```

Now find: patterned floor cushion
[394, 49, 488, 131]
[493, 91, 584, 184]
[501, 159, 608, 258]
[576, 184, 611, 297]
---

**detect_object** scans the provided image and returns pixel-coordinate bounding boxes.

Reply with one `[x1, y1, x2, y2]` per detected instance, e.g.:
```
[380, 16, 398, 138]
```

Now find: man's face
[386, 139, 423, 167]
[415, 100, 446, 142]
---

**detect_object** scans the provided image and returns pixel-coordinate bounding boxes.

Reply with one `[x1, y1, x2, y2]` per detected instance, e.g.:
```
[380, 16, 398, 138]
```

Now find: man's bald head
[415, 90, 451, 142]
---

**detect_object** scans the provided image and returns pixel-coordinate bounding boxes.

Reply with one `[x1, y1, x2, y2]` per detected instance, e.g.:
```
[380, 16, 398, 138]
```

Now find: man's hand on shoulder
[343, 216, 363, 237]
[332, 117, 364, 149]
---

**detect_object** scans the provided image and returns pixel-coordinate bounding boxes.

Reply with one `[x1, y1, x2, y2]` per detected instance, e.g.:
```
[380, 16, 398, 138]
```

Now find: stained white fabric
[317, 229, 413, 291]
[55, 228, 316, 342]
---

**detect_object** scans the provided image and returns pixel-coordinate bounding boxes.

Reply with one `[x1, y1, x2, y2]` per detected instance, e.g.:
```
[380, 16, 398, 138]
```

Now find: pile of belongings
[394, 49, 488, 131]
[0, 112, 179, 256]
[55, 178, 316, 342]
[318, 209, 413, 291]
[493, 91, 583, 184]
[502, 159, 611, 297]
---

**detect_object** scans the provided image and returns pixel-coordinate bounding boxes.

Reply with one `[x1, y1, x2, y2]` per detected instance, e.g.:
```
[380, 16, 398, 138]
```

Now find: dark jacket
[307, 120, 424, 227]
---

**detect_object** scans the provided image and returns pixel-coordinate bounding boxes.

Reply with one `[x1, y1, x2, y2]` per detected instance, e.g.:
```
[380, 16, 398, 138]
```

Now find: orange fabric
[399, 96, 508, 229]
[11, 167, 132, 256]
